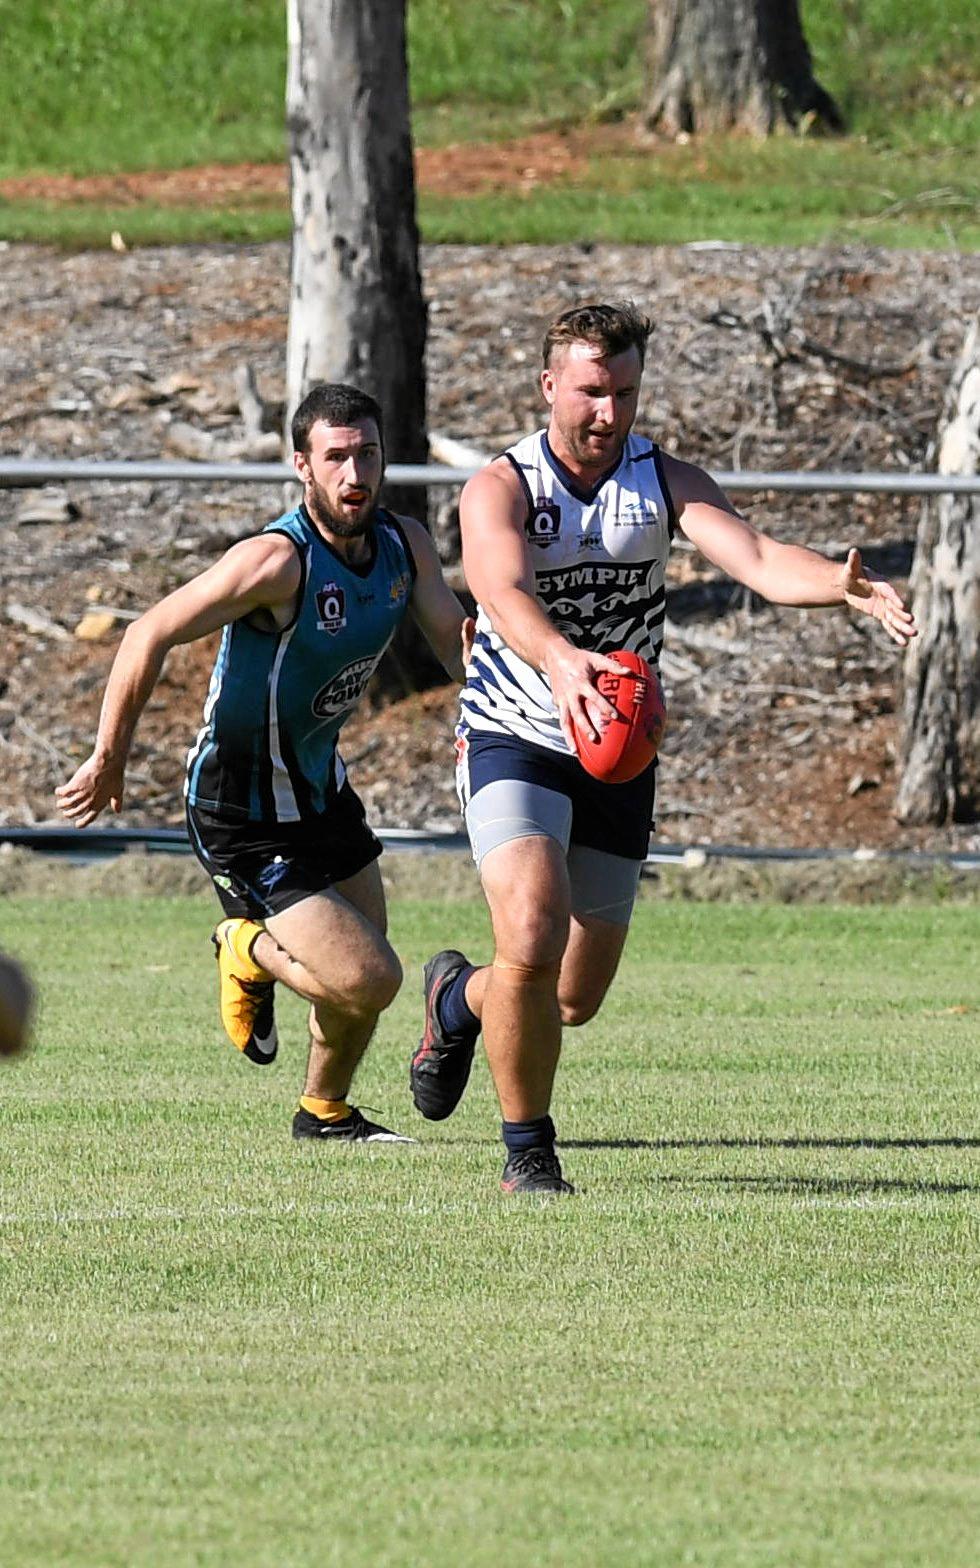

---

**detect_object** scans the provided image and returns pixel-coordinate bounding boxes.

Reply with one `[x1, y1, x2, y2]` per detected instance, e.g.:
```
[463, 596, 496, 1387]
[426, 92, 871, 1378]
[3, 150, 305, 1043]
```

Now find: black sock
[502, 1115, 556, 1158]
[436, 964, 480, 1038]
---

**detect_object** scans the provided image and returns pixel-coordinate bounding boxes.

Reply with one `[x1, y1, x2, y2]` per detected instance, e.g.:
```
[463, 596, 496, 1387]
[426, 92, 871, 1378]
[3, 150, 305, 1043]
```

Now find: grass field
[2, 891, 979, 1565]
[0, 0, 977, 247]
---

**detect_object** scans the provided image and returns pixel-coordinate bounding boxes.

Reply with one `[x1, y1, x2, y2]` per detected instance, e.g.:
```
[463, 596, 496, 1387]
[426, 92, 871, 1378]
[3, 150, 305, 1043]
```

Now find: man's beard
[306, 476, 378, 537]
[556, 417, 623, 471]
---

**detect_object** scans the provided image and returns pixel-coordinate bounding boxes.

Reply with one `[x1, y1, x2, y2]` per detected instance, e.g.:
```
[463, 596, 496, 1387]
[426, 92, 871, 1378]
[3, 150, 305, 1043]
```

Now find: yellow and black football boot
[212, 918, 278, 1065]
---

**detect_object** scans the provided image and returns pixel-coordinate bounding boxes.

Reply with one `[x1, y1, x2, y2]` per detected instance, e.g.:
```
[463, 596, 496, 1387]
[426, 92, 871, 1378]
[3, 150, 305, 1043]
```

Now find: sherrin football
[0, 952, 33, 1059]
[573, 650, 667, 784]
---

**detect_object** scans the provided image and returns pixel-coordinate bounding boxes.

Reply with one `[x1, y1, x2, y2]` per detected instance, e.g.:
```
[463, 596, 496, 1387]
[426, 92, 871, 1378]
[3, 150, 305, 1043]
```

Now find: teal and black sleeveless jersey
[185, 504, 416, 822]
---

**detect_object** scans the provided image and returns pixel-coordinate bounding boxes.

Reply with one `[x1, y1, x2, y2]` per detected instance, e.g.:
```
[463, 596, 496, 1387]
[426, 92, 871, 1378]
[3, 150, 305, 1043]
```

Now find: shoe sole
[292, 1125, 416, 1144]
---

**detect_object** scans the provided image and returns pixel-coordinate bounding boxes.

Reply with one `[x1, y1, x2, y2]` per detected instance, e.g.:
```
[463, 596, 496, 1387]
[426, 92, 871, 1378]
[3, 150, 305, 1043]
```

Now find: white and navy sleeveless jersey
[185, 503, 415, 823]
[459, 429, 675, 753]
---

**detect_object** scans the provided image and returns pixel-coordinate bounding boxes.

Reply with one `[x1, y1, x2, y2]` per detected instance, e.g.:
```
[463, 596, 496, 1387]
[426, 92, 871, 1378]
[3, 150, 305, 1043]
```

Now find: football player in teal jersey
[58, 384, 471, 1144]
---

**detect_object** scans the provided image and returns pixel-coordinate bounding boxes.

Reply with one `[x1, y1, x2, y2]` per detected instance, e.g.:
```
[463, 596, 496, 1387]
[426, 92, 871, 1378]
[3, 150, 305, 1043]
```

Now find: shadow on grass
[553, 1137, 980, 1195]
[653, 1173, 980, 1197]
[560, 1137, 980, 1151]
[428, 1137, 980, 1191]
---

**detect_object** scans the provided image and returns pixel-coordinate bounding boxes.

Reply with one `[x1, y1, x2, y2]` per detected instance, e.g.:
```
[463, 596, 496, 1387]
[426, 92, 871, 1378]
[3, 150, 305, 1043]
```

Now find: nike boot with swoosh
[292, 1105, 415, 1143]
[212, 918, 278, 1065]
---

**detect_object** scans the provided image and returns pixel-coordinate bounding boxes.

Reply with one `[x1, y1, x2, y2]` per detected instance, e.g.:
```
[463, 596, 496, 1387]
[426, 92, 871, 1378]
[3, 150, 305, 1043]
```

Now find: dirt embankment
[0, 126, 629, 209]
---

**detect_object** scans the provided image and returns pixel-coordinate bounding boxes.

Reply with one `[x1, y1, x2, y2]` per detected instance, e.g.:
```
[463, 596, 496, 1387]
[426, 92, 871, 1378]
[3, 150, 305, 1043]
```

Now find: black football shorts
[186, 783, 382, 920]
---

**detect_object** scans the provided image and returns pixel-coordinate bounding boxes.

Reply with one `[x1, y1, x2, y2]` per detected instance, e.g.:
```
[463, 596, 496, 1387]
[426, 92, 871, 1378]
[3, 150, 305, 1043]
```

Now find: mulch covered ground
[1, 218, 977, 854]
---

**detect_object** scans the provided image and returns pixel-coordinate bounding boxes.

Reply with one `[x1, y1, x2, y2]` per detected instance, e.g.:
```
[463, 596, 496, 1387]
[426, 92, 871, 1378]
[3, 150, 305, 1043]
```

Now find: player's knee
[558, 991, 603, 1028]
[496, 902, 568, 971]
[347, 949, 402, 1014]
[493, 955, 561, 991]
[378, 951, 404, 1010]
[309, 947, 402, 1015]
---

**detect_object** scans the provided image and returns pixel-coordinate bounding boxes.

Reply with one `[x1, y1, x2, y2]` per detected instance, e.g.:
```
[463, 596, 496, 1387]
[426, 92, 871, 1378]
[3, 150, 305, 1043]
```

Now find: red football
[573, 650, 667, 784]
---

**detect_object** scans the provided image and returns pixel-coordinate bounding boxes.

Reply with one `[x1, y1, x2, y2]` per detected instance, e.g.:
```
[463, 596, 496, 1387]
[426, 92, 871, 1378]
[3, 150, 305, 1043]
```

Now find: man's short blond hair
[542, 301, 652, 370]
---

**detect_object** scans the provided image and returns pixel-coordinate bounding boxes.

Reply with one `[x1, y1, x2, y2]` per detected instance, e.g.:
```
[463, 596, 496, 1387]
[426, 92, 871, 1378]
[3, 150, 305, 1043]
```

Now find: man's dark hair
[291, 383, 385, 456]
[542, 301, 652, 370]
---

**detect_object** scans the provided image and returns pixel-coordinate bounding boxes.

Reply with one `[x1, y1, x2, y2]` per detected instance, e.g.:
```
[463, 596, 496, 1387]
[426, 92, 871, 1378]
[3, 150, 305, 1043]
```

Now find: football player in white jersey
[411, 302, 917, 1196]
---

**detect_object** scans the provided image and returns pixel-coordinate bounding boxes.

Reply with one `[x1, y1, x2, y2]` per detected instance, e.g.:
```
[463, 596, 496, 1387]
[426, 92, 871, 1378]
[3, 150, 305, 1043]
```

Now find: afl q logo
[315, 582, 347, 635]
[526, 501, 561, 546]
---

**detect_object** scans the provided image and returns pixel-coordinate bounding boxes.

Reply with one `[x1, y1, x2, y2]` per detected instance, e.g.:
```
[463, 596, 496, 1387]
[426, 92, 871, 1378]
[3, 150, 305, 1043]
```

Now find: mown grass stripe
[1, 895, 978, 1564]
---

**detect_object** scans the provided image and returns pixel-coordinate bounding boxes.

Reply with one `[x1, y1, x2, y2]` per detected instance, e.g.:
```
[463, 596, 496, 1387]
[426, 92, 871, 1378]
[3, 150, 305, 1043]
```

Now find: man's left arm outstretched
[662, 453, 918, 648]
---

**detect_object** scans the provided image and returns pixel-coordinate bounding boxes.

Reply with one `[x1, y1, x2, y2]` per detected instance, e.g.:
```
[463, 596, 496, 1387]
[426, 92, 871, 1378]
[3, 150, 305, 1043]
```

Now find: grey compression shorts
[464, 778, 643, 927]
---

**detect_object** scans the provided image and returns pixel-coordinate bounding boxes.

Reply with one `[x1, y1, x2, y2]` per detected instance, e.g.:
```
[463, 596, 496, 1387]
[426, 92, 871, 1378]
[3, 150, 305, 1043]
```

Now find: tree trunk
[643, 0, 844, 138]
[895, 318, 980, 825]
[286, 0, 440, 693]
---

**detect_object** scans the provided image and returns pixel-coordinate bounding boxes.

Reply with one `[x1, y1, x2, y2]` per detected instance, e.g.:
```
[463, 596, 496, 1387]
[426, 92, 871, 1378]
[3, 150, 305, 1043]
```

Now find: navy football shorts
[455, 729, 655, 926]
[186, 782, 382, 921]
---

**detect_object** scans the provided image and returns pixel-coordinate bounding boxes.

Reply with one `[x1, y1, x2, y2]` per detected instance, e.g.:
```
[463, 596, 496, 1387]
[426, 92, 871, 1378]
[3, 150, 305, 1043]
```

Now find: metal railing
[3, 455, 974, 868]
[1, 459, 980, 495]
[0, 824, 976, 870]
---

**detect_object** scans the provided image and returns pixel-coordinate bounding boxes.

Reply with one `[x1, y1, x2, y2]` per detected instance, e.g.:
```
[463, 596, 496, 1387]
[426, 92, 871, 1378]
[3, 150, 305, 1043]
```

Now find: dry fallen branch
[663, 617, 751, 657]
[14, 714, 73, 765]
[6, 603, 71, 642]
[706, 307, 923, 381]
